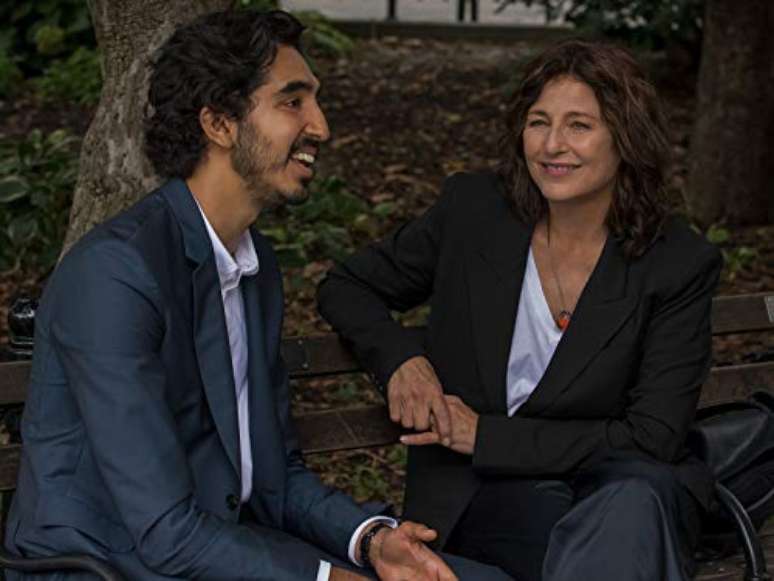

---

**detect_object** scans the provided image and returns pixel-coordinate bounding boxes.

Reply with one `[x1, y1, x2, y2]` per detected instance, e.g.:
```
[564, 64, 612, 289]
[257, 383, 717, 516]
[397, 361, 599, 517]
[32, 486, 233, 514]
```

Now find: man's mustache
[289, 138, 321, 156]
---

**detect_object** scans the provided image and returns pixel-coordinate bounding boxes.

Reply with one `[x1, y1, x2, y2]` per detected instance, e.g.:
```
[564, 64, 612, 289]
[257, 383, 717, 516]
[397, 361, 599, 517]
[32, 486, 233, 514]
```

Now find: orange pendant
[558, 310, 572, 331]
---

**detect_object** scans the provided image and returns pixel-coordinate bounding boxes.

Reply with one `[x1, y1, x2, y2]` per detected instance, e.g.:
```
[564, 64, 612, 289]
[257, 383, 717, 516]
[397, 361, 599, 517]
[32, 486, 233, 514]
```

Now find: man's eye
[285, 98, 301, 109]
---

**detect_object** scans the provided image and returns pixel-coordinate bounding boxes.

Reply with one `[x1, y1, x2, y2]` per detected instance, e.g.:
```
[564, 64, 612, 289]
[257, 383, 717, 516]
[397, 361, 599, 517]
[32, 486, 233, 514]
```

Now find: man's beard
[231, 122, 310, 208]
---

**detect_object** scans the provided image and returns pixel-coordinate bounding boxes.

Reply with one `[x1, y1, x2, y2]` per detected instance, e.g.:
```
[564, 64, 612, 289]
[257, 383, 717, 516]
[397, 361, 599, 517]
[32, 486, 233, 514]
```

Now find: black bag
[687, 390, 774, 533]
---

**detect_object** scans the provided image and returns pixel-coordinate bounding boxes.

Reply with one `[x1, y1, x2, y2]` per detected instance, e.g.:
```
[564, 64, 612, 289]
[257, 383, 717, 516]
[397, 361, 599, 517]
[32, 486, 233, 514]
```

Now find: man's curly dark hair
[144, 10, 305, 179]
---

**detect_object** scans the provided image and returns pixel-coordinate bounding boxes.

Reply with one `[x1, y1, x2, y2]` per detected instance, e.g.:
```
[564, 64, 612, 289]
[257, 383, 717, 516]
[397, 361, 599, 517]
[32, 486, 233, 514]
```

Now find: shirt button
[226, 494, 239, 511]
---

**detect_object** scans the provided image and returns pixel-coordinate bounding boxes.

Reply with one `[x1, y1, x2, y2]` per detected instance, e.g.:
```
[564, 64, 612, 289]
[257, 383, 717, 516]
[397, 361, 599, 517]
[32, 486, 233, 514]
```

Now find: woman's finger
[400, 431, 441, 446]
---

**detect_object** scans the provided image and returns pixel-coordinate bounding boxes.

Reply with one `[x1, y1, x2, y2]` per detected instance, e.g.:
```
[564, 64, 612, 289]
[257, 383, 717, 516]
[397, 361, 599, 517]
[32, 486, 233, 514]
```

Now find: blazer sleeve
[472, 244, 723, 476]
[317, 178, 456, 388]
[49, 239, 321, 580]
[273, 357, 382, 559]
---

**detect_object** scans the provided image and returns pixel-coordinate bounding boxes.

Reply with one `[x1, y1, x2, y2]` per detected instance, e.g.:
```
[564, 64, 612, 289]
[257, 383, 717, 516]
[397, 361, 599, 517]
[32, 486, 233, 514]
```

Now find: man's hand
[370, 521, 458, 581]
[329, 566, 370, 580]
[400, 395, 478, 455]
[387, 356, 451, 446]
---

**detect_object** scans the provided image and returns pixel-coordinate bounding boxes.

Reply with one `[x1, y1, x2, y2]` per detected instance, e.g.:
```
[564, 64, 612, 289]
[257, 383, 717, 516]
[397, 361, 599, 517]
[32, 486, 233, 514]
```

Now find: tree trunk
[62, 0, 232, 253]
[686, 0, 774, 226]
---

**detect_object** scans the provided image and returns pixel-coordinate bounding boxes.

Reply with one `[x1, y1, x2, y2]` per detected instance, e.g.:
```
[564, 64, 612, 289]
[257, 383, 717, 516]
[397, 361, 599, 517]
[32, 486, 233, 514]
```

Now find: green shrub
[236, 1, 354, 58]
[498, 0, 704, 52]
[236, 0, 280, 10]
[34, 46, 101, 105]
[0, 47, 23, 98]
[0, 0, 95, 76]
[262, 176, 380, 267]
[294, 11, 354, 57]
[0, 129, 80, 272]
[705, 225, 758, 282]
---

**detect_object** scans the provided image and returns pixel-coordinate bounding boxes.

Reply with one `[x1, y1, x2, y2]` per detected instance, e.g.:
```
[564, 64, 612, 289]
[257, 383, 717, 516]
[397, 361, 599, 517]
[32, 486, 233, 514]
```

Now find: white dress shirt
[195, 200, 395, 580]
[506, 248, 562, 416]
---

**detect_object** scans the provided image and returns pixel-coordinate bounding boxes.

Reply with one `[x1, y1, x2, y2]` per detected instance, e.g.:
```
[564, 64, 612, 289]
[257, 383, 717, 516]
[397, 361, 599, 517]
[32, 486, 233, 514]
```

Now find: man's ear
[199, 107, 237, 149]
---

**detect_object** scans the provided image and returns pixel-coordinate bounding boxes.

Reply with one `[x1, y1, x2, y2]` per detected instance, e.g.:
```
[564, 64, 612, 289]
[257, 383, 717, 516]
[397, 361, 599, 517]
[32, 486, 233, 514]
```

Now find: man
[4, 10, 509, 581]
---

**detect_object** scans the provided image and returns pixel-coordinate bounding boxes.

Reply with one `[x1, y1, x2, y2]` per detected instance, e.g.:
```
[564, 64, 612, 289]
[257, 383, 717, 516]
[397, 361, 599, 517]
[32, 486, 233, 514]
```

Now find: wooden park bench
[0, 292, 772, 580]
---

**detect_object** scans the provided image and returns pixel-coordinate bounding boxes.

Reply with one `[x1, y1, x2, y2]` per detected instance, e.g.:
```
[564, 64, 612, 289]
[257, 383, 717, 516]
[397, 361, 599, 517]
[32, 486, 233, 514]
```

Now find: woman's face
[522, 75, 620, 208]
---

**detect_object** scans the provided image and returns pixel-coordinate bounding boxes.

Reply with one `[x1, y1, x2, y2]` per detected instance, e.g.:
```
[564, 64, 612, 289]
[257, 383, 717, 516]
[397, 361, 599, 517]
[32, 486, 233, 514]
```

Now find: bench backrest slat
[1, 293, 773, 405]
[699, 361, 774, 405]
[0, 361, 768, 491]
[0, 444, 20, 493]
[293, 363, 770, 456]
[0, 361, 31, 406]
[711, 293, 774, 335]
[0, 292, 771, 488]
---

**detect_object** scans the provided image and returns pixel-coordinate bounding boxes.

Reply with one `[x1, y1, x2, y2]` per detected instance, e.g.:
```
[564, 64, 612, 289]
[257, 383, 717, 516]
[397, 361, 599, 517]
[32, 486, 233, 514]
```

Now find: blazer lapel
[466, 214, 532, 413]
[161, 179, 242, 478]
[241, 239, 287, 525]
[519, 236, 637, 415]
[242, 275, 284, 485]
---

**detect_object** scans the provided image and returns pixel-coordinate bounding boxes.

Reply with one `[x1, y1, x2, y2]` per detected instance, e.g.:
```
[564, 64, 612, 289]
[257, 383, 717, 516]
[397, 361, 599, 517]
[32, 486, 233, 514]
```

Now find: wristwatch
[359, 522, 391, 569]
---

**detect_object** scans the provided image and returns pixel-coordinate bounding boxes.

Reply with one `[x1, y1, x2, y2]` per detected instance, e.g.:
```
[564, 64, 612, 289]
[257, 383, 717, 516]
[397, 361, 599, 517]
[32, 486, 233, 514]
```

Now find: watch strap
[359, 522, 391, 569]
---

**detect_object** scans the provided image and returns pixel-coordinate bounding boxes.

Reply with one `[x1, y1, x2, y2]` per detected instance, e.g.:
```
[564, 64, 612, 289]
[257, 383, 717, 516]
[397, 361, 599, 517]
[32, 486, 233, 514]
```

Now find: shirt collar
[193, 195, 259, 292]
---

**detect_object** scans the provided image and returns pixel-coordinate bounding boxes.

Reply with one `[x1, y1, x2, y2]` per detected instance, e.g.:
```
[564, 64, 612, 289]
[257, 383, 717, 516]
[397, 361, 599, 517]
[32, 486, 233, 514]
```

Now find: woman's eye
[527, 119, 547, 127]
[570, 121, 591, 130]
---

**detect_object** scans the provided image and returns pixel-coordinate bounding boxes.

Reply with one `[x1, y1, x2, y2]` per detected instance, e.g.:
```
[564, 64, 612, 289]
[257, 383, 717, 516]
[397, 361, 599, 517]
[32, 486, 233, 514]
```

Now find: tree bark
[686, 0, 774, 226]
[62, 0, 232, 253]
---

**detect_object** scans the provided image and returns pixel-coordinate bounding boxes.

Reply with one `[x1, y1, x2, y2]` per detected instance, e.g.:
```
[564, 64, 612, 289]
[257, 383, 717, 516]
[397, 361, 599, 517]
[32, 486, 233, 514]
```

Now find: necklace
[545, 220, 572, 331]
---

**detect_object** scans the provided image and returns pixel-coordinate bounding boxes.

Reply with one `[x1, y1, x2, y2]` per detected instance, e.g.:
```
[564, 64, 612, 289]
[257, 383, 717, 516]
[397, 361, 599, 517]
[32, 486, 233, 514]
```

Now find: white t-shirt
[506, 247, 563, 416]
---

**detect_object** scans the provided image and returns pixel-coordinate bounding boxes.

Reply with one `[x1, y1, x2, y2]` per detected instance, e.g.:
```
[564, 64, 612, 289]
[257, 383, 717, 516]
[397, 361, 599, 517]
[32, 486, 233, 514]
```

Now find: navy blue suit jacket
[6, 179, 374, 579]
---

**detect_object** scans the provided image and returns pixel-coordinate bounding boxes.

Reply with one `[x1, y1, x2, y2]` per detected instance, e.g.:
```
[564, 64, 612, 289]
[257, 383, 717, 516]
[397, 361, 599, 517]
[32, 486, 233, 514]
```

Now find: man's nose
[306, 101, 330, 143]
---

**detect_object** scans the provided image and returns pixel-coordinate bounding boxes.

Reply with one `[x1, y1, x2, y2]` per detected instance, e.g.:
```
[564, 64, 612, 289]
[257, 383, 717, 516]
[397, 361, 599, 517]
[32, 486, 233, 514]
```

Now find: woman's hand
[386, 356, 452, 446]
[400, 395, 479, 455]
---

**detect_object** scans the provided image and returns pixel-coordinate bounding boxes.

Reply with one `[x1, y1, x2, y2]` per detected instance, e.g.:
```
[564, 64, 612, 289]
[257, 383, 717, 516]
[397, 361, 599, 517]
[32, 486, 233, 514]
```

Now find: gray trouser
[446, 456, 702, 581]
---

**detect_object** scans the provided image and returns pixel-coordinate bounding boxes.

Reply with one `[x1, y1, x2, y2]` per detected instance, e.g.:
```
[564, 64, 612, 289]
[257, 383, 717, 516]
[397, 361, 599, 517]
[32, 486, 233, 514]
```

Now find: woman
[317, 40, 721, 581]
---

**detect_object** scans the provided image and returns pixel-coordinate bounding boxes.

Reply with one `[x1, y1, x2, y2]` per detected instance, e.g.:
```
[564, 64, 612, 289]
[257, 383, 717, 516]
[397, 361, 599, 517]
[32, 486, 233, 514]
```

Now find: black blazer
[318, 172, 722, 546]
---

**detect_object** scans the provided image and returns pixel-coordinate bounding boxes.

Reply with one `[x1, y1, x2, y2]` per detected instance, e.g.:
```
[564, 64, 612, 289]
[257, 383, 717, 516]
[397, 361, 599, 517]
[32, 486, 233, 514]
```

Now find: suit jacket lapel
[466, 213, 532, 413]
[192, 260, 242, 476]
[242, 238, 286, 525]
[242, 274, 284, 485]
[519, 235, 637, 415]
[161, 179, 241, 478]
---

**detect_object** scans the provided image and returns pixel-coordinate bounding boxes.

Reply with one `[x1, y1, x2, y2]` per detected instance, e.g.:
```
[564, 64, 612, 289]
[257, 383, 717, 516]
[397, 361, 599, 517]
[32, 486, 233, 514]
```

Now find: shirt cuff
[316, 560, 331, 581]
[348, 515, 399, 567]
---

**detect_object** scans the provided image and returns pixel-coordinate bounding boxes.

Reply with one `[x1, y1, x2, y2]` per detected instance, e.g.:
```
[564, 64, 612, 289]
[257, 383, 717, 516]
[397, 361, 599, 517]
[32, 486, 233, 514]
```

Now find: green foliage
[568, 0, 703, 51]
[0, 44, 23, 98]
[705, 224, 729, 245]
[294, 11, 355, 57]
[498, 0, 704, 51]
[351, 446, 406, 503]
[705, 225, 758, 282]
[0, 0, 95, 76]
[34, 23, 68, 56]
[0, 129, 80, 272]
[350, 457, 392, 501]
[2, 0, 351, 102]
[263, 176, 383, 267]
[236, 0, 280, 10]
[35, 46, 102, 105]
[236, 1, 353, 57]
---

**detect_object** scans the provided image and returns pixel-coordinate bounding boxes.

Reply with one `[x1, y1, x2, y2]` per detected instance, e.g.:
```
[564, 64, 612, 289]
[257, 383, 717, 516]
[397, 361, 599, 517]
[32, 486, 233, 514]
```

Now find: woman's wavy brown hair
[499, 40, 671, 259]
